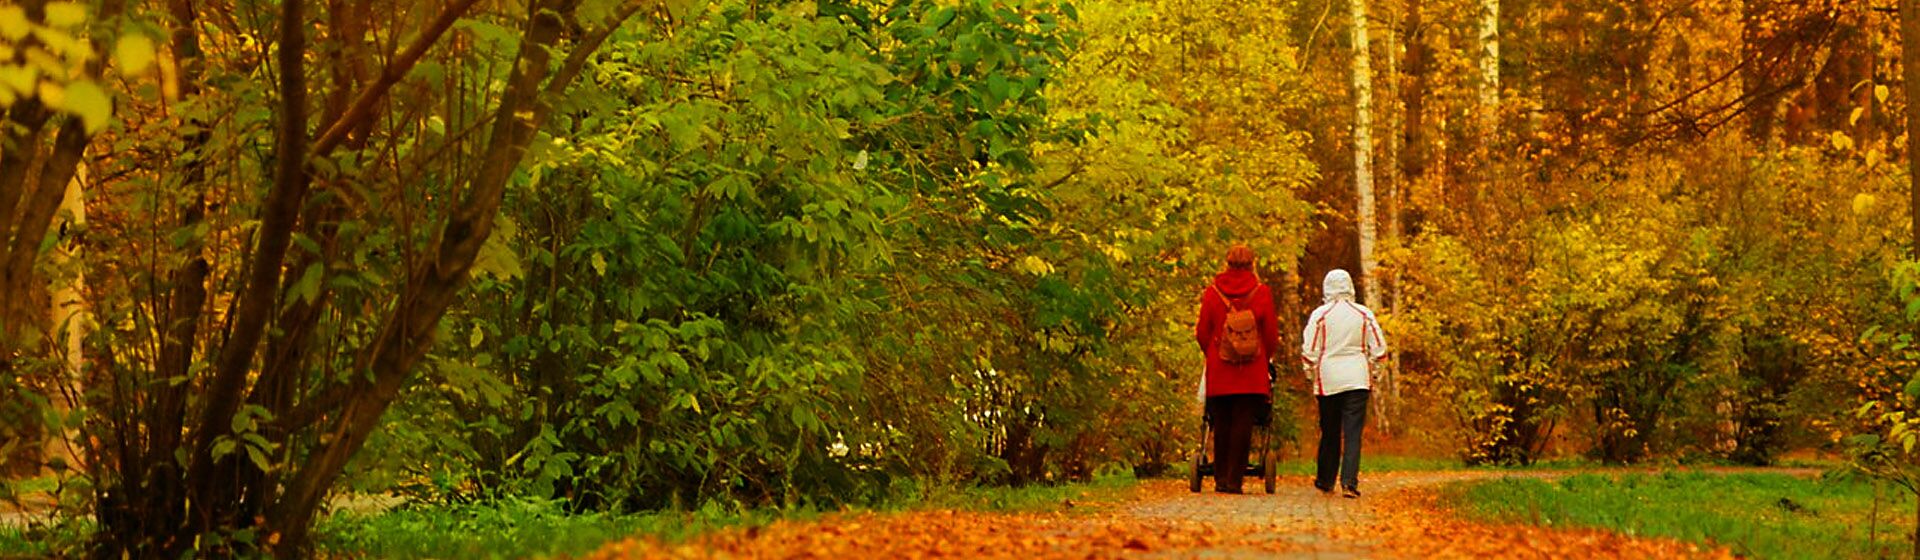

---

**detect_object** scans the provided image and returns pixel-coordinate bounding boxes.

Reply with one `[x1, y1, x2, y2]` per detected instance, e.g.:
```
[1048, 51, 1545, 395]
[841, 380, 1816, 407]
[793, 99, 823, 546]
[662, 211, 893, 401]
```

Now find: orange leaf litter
[583, 478, 1737, 559]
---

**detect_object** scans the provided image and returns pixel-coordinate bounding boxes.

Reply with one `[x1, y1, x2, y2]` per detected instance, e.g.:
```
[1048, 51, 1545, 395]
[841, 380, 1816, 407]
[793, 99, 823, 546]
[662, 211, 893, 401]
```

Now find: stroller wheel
[1190, 414, 1209, 493]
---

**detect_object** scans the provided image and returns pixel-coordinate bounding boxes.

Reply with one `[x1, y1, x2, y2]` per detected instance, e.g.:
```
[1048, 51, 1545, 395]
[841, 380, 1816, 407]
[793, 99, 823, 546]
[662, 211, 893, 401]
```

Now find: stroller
[1188, 364, 1280, 494]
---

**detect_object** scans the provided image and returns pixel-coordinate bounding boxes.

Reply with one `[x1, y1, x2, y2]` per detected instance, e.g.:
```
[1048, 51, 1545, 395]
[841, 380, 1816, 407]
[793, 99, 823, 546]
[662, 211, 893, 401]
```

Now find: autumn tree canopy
[0, 0, 1917, 555]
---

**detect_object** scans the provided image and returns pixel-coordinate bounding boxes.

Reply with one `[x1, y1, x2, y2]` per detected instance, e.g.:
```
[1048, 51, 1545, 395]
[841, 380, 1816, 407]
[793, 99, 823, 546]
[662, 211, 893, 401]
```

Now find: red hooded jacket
[1194, 268, 1279, 396]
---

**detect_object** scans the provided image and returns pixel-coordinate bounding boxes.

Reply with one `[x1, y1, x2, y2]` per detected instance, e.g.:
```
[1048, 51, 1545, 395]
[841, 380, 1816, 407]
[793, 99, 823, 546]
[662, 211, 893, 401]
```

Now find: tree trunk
[0, 0, 119, 478]
[1751, 0, 1774, 144]
[42, 164, 85, 472]
[1350, 0, 1379, 312]
[265, 0, 643, 551]
[1901, 0, 1920, 256]
[1396, 0, 1425, 437]
[1376, 0, 1403, 436]
[1401, 0, 1429, 192]
[1478, 0, 1500, 141]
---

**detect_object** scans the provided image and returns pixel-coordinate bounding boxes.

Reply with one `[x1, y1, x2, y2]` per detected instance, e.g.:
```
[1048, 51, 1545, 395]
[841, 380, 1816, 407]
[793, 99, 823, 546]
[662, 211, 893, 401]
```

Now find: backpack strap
[1207, 284, 1244, 313]
[1205, 281, 1251, 312]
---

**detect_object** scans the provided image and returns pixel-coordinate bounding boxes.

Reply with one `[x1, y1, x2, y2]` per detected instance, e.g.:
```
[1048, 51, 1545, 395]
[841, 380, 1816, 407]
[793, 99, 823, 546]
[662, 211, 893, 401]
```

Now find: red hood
[1211, 268, 1260, 297]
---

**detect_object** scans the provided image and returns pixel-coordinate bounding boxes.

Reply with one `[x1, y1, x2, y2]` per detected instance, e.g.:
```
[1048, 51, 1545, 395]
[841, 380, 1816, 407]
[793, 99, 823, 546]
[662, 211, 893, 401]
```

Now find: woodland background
[2, 0, 1919, 555]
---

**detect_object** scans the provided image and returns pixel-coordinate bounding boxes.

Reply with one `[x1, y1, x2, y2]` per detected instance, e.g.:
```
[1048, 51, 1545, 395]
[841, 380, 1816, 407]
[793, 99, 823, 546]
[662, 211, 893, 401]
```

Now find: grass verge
[1260, 453, 1617, 476]
[1446, 471, 1917, 560]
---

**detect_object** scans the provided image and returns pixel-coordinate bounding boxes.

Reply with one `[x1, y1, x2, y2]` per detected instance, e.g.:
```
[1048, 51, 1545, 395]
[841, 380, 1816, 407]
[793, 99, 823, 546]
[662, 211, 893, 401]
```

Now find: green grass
[1259, 453, 1618, 476]
[1447, 471, 1917, 560]
[0, 519, 91, 558]
[314, 474, 1140, 559]
[314, 497, 788, 560]
[0, 475, 91, 558]
[0, 476, 58, 496]
[1268, 454, 1467, 475]
[894, 472, 1138, 512]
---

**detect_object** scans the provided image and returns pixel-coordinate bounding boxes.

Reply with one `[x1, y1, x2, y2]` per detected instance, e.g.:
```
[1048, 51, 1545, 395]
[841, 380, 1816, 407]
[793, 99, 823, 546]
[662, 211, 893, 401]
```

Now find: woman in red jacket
[1193, 245, 1279, 493]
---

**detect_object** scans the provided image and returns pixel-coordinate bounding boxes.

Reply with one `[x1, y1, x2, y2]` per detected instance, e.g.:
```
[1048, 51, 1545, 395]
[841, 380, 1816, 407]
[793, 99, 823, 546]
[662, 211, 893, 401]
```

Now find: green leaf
[454, 18, 520, 52]
[473, 231, 524, 281]
[62, 80, 111, 133]
[591, 252, 607, 276]
[289, 263, 323, 306]
[44, 2, 87, 27]
[245, 445, 272, 471]
[791, 406, 820, 432]
[212, 438, 235, 459]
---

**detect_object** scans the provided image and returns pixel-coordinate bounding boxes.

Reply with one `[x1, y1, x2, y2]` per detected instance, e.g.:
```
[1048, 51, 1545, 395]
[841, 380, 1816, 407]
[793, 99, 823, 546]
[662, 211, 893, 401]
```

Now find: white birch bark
[1350, 0, 1380, 312]
[43, 162, 86, 472]
[1478, 0, 1501, 138]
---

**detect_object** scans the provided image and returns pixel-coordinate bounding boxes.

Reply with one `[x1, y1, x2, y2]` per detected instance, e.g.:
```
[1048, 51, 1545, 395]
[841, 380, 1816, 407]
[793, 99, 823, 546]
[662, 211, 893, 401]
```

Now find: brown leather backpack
[1209, 285, 1260, 364]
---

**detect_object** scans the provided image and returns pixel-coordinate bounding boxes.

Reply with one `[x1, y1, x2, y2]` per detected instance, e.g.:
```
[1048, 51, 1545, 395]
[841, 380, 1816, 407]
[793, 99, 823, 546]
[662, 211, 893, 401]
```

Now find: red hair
[1226, 245, 1255, 269]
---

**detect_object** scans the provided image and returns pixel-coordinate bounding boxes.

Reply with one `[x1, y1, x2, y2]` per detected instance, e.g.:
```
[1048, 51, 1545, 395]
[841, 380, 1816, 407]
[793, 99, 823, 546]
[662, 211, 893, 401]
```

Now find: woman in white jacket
[1301, 269, 1387, 498]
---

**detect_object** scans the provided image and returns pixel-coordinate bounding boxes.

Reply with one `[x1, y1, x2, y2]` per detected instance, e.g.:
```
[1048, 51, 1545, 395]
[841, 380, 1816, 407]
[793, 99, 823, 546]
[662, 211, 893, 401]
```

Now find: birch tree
[1350, 0, 1380, 312]
[43, 168, 85, 472]
[1478, 0, 1500, 140]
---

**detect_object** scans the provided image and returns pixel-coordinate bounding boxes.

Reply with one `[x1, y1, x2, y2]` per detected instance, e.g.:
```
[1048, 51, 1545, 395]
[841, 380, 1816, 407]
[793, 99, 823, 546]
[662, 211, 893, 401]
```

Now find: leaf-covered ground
[585, 472, 1741, 559]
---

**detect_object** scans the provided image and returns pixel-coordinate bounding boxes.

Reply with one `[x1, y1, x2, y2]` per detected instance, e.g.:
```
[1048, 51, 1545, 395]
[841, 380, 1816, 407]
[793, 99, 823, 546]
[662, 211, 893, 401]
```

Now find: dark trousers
[1207, 394, 1262, 492]
[1315, 389, 1370, 490]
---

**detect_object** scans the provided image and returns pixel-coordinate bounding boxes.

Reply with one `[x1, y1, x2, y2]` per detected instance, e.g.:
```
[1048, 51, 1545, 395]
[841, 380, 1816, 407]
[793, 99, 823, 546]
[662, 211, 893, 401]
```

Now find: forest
[2, 0, 1918, 557]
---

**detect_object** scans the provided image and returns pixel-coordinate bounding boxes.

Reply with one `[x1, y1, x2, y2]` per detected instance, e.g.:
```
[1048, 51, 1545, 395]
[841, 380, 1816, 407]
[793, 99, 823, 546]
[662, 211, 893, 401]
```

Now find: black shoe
[1340, 485, 1361, 499]
[1313, 482, 1334, 494]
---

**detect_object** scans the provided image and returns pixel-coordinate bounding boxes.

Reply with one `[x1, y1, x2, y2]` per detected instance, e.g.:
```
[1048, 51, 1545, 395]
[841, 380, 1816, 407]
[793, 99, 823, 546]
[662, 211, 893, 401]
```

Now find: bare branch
[311, 0, 481, 156]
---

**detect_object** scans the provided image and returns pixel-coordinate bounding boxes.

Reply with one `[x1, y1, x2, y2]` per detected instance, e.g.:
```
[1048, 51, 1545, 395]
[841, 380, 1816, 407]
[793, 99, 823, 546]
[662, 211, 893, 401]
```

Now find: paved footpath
[1123, 467, 1817, 559]
[1124, 472, 1543, 559]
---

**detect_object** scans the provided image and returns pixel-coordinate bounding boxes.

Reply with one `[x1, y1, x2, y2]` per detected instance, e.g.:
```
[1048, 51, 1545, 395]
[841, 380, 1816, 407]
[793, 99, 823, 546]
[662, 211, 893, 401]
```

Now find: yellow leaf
[1830, 131, 1854, 151]
[1017, 255, 1055, 276]
[0, 65, 35, 95]
[114, 34, 156, 76]
[1853, 193, 1878, 216]
[1878, 84, 1892, 104]
[1851, 107, 1864, 127]
[61, 80, 110, 133]
[158, 52, 179, 100]
[44, 2, 86, 28]
[0, 6, 26, 40]
[36, 80, 65, 108]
